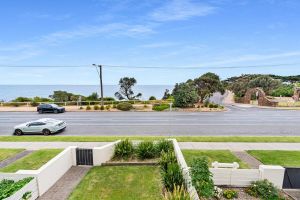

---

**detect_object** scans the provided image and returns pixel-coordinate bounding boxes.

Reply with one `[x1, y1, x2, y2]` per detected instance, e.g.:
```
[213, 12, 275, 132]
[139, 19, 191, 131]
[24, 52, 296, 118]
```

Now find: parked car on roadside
[37, 104, 65, 114]
[14, 118, 67, 136]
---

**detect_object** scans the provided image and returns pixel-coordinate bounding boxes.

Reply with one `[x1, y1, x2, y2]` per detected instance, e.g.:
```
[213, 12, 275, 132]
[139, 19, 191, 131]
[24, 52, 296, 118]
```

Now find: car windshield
[50, 104, 59, 108]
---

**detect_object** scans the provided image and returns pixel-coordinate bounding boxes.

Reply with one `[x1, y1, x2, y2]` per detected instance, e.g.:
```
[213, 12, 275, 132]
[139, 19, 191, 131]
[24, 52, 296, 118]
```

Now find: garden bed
[68, 166, 162, 200]
[0, 149, 62, 172]
[182, 150, 249, 168]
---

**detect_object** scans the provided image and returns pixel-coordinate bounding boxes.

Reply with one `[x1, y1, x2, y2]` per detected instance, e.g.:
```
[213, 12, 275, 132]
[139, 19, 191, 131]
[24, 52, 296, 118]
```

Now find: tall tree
[248, 75, 281, 95]
[172, 83, 198, 108]
[194, 72, 225, 103]
[115, 77, 142, 100]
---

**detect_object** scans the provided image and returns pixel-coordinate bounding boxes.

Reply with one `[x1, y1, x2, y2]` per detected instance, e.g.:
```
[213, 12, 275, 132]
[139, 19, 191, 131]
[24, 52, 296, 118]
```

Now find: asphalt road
[1, 105, 300, 136]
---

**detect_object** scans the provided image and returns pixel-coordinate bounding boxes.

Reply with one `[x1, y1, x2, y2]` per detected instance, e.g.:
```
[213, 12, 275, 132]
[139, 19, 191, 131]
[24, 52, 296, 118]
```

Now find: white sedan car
[14, 118, 67, 136]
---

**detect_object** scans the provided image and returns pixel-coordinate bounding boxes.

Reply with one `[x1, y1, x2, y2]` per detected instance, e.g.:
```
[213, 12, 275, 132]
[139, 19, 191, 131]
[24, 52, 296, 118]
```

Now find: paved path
[232, 151, 262, 168]
[0, 150, 34, 168]
[1, 141, 300, 151]
[2, 106, 300, 136]
[38, 166, 91, 200]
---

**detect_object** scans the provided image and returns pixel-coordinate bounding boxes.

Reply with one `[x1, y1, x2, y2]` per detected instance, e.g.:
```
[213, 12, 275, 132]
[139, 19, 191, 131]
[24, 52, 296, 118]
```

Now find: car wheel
[14, 129, 23, 136]
[43, 129, 51, 136]
[54, 110, 58, 114]
[38, 110, 43, 114]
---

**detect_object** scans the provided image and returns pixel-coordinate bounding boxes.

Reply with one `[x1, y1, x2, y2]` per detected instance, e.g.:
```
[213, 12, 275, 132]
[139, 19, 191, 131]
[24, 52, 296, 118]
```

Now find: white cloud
[150, 0, 216, 22]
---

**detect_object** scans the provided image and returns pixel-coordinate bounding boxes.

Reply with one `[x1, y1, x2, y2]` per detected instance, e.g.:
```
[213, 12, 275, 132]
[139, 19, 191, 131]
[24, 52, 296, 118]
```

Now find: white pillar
[259, 165, 285, 189]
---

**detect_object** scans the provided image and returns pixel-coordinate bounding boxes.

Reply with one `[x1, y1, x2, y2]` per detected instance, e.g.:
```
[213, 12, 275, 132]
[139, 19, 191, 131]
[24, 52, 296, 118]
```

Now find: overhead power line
[0, 62, 299, 69]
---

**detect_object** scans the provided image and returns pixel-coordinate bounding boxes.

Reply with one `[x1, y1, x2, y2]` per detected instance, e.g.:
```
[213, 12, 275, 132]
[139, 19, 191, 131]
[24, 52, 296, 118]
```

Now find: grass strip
[0, 149, 62, 173]
[182, 150, 249, 168]
[0, 149, 24, 162]
[0, 136, 300, 143]
[68, 166, 162, 200]
[247, 150, 300, 167]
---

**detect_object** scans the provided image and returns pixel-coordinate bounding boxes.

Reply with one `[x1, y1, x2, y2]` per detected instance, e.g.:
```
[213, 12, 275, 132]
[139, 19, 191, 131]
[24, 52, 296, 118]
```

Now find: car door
[26, 122, 44, 133]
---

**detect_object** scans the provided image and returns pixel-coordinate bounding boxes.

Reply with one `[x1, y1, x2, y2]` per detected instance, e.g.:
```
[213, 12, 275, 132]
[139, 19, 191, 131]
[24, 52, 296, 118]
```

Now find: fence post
[259, 165, 285, 189]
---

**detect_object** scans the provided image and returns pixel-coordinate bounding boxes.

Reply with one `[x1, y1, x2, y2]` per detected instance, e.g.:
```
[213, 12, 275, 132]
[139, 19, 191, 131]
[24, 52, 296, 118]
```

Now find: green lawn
[0, 149, 24, 162]
[1, 136, 300, 143]
[182, 150, 249, 169]
[68, 166, 162, 200]
[0, 149, 62, 172]
[247, 150, 300, 167]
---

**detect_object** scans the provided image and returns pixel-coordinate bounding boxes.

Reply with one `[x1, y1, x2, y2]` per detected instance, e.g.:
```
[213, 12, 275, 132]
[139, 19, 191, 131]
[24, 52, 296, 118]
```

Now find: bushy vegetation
[113, 139, 135, 160]
[163, 185, 191, 200]
[116, 102, 133, 111]
[86, 105, 91, 110]
[161, 162, 184, 192]
[190, 157, 214, 198]
[246, 179, 283, 200]
[93, 105, 100, 110]
[271, 84, 294, 97]
[152, 104, 169, 111]
[149, 96, 156, 100]
[0, 177, 33, 200]
[115, 77, 142, 100]
[156, 140, 174, 155]
[136, 141, 157, 159]
[223, 189, 238, 199]
[172, 83, 198, 108]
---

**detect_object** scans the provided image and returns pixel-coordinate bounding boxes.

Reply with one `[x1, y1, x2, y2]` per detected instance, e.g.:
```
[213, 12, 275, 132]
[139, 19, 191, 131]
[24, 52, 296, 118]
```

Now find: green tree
[194, 72, 224, 103]
[86, 92, 99, 101]
[114, 77, 142, 100]
[248, 75, 281, 95]
[162, 89, 171, 100]
[49, 91, 73, 102]
[271, 84, 294, 97]
[172, 83, 198, 108]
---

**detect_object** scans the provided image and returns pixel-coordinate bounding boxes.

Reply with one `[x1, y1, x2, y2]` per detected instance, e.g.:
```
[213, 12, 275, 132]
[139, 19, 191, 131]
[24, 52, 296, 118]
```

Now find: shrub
[0, 177, 33, 199]
[164, 185, 191, 200]
[86, 105, 91, 110]
[159, 151, 177, 172]
[113, 139, 134, 160]
[116, 102, 133, 111]
[149, 96, 156, 100]
[204, 100, 209, 107]
[152, 104, 169, 111]
[155, 140, 173, 155]
[208, 103, 214, 108]
[79, 106, 83, 110]
[136, 141, 156, 159]
[113, 104, 117, 108]
[246, 179, 281, 200]
[161, 162, 184, 192]
[223, 189, 238, 199]
[190, 157, 214, 198]
[93, 105, 100, 110]
[30, 101, 39, 107]
[173, 83, 198, 108]
[100, 105, 105, 110]
[106, 105, 111, 110]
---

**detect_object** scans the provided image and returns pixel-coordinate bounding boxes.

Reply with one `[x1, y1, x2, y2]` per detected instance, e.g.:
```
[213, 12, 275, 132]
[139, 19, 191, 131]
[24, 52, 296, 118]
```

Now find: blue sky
[0, 0, 300, 85]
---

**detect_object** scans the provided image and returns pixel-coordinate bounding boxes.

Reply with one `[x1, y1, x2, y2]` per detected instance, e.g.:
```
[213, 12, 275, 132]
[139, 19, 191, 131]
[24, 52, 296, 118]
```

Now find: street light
[92, 64, 104, 107]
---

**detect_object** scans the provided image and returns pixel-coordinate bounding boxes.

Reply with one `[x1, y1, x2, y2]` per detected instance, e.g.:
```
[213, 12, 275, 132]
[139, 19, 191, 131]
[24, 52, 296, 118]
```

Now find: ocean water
[0, 85, 173, 101]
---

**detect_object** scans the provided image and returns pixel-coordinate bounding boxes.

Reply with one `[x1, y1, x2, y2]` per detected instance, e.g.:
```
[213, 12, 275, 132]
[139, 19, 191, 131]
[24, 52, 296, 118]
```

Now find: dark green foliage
[246, 179, 282, 200]
[12, 97, 32, 102]
[103, 97, 115, 101]
[172, 83, 198, 108]
[100, 105, 105, 110]
[0, 177, 33, 200]
[190, 157, 214, 198]
[136, 141, 156, 159]
[116, 102, 133, 111]
[223, 189, 238, 199]
[194, 72, 225, 103]
[115, 77, 142, 100]
[86, 92, 99, 101]
[93, 105, 100, 110]
[155, 140, 174, 155]
[159, 151, 177, 172]
[152, 104, 169, 111]
[86, 105, 91, 110]
[248, 75, 281, 95]
[149, 96, 156, 100]
[113, 139, 134, 159]
[30, 101, 39, 107]
[162, 89, 171, 100]
[271, 84, 294, 97]
[161, 163, 184, 192]
[22, 191, 32, 200]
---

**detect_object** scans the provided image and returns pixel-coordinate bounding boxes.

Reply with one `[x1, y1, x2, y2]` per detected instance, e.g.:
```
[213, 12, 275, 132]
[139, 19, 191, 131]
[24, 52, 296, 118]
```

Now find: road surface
[0, 105, 300, 136]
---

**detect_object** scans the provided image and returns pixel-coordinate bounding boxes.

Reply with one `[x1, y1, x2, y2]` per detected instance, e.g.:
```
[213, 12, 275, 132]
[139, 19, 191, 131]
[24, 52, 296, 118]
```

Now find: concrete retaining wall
[93, 140, 120, 166]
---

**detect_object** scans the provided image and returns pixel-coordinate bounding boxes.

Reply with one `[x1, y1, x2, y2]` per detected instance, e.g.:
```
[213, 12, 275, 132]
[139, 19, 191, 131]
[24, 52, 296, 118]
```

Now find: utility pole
[92, 64, 104, 106]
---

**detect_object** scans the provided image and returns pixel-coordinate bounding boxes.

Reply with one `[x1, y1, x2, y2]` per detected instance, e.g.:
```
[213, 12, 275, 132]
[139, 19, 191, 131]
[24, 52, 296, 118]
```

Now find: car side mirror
[27, 124, 30, 127]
